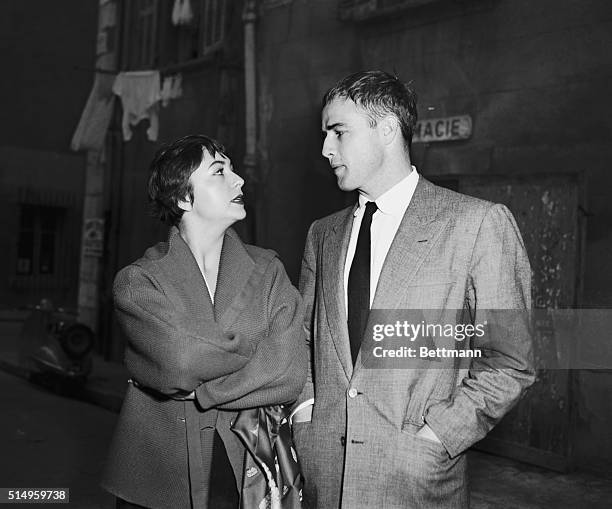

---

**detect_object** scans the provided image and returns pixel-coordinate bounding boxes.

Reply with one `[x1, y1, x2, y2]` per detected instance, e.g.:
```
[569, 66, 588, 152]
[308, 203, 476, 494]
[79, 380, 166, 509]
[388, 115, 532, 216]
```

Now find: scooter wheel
[59, 324, 94, 359]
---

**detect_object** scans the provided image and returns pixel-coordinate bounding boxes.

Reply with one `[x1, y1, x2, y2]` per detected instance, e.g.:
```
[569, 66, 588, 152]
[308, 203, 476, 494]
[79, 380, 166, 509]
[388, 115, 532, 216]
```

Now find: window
[124, 0, 160, 69]
[123, 0, 228, 70]
[16, 205, 64, 276]
[199, 0, 227, 55]
[339, 0, 441, 21]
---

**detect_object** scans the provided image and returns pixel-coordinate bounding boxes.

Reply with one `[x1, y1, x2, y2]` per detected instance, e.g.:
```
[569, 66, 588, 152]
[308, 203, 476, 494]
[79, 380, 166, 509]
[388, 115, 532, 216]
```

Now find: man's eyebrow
[323, 122, 346, 131]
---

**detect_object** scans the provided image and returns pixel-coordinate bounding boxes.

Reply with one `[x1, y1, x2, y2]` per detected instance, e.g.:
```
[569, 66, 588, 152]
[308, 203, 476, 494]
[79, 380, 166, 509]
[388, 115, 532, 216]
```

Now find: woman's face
[180, 150, 246, 227]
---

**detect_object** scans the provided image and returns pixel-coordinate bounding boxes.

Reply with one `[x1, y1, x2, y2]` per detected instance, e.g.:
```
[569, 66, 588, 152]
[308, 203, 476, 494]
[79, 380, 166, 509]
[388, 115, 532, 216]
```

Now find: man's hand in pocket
[416, 423, 442, 444]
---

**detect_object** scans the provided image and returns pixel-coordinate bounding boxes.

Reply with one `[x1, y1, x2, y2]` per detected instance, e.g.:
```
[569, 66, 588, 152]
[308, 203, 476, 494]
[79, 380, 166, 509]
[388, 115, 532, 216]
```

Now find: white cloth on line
[161, 74, 183, 106]
[172, 0, 193, 25]
[112, 70, 161, 141]
[71, 73, 116, 151]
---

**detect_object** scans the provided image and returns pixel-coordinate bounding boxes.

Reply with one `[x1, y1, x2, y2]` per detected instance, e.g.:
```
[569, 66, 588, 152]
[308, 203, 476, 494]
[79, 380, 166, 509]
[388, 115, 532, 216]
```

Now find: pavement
[0, 342, 128, 414]
[1, 311, 611, 508]
[0, 310, 128, 414]
[0, 369, 116, 509]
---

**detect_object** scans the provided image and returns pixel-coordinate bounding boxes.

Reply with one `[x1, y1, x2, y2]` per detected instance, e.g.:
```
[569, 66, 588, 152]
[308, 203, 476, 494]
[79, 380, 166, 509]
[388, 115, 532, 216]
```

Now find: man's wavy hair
[148, 134, 227, 226]
[323, 70, 418, 152]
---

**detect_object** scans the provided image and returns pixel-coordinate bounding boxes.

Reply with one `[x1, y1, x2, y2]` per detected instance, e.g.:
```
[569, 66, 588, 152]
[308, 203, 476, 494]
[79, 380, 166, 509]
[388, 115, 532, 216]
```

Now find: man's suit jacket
[293, 177, 535, 509]
[102, 227, 307, 509]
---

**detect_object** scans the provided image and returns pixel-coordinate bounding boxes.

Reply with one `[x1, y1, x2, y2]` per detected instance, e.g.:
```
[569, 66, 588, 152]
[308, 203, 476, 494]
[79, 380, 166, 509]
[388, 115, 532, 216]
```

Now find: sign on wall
[413, 115, 472, 143]
[83, 218, 105, 258]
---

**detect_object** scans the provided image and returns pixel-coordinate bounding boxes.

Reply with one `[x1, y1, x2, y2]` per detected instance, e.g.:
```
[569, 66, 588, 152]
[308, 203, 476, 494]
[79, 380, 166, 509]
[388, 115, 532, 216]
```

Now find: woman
[102, 135, 307, 509]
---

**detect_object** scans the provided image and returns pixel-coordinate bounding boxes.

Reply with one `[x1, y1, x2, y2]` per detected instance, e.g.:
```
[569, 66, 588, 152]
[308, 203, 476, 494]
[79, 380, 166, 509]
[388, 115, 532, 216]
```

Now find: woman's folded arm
[195, 257, 308, 410]
[115, 265, 254, 396]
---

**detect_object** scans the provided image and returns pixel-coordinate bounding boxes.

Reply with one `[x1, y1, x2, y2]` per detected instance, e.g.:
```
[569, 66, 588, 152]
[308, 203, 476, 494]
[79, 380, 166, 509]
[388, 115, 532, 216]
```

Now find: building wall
[109, 0, 247, 272]
[0, 0, 98, 309]
[104, 2, 247, 360]
[0, 147, 85, 309]
[256, 0, 612, 476]
[0, 0, 98, 150]
[109, 67, 247, 272]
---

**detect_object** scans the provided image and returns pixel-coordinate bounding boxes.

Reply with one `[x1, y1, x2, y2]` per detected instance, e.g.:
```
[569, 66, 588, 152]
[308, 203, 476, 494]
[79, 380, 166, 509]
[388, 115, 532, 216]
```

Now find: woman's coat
[102, 227, 307, 509]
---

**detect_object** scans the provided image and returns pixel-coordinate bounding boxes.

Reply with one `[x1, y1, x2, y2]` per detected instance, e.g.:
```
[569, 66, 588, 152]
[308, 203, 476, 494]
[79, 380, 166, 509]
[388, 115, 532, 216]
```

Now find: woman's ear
[177, 195, 193, 212]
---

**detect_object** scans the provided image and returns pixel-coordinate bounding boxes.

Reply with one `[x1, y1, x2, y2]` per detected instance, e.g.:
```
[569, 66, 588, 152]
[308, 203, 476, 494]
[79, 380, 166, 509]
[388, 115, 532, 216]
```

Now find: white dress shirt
[343, 168, 419, 315]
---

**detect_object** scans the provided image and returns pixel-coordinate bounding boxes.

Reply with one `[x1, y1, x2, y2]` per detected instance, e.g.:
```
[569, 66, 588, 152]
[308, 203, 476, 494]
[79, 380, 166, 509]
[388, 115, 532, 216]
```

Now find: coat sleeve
[195, 257, 308, 410]
[293, 222, 317, 408]
[424, 203, 536, 457]
[114, 265, 255, 397]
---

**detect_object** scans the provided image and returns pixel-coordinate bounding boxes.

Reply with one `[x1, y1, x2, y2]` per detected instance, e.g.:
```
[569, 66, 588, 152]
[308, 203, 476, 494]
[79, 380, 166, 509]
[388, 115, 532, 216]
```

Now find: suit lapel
[371, 178, 450, 309]
[353, 178, 450, 372]
[322, 207, 355, 381]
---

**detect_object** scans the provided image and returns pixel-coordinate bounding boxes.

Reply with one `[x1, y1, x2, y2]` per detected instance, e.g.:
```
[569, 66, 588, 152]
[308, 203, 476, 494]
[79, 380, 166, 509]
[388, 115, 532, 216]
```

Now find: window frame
[16, 204, 64, 278]
[338, 0, 443, 21]
[121, 0, 229, 71]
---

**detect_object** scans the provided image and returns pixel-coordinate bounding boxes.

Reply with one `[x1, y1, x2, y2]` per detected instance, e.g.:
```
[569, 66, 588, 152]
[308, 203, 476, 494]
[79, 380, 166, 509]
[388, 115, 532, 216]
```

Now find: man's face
[321, 97, 385, 194]
[182, 151, 246, 226]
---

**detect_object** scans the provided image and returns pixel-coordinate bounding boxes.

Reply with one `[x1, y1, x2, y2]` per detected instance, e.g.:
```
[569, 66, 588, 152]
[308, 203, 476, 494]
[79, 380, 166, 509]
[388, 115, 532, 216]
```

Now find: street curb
[0, 358, 30, 380]
[0, 358, 124, 414]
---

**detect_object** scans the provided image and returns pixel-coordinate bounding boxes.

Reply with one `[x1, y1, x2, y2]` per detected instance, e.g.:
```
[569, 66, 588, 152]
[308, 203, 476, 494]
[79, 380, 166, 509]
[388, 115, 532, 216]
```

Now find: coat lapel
[213, 228, 256, 330]
[322, 207, 355, 381]
[160, 227, 216, 323]
[158, 227, 255, 332]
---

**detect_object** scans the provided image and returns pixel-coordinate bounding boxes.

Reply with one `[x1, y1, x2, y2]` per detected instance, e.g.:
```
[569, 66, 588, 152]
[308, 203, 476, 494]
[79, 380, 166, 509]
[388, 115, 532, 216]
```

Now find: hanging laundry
[112, 70, 161, 142]
[99, 2, 117, 29]
[71, 73, 116, 151]
[160, 74, 183, 106]
[172, 0, 194, 26]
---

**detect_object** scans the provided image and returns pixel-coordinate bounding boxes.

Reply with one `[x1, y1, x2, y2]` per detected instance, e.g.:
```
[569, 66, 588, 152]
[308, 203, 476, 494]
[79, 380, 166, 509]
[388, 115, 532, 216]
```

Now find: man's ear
[380, 116, 400, 146]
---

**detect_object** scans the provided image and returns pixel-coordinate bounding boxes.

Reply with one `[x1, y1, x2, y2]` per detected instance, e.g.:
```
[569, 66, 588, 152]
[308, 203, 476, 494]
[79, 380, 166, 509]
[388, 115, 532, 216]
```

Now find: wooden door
[430, 172, 584, 471]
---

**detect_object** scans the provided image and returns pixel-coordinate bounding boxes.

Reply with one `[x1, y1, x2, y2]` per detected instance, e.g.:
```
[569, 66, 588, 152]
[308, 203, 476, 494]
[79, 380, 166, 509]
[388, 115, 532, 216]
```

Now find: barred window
[339, 0, 441, 21]
[122, 0, 228, 70]
[124, 0, 160, 69]
[16, 205, 64, 276]
[200, 0, 227, 56]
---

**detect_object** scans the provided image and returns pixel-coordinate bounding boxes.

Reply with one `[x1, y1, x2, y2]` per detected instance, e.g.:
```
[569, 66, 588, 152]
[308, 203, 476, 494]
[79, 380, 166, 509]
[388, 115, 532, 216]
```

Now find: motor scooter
[19, 298, 94, 392]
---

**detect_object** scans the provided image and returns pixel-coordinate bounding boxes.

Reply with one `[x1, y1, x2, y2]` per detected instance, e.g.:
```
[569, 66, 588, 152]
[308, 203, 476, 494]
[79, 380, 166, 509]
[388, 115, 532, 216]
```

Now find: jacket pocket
[400, 421, 447, 454]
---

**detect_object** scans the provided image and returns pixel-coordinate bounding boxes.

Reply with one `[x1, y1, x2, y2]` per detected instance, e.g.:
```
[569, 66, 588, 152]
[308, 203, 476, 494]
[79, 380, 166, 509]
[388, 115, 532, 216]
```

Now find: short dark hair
[323, 70, 418, 152]
[148, 134, 227, 226]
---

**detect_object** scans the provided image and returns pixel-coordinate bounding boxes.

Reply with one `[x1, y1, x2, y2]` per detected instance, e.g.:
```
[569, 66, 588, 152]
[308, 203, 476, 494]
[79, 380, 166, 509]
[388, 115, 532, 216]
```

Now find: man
[291, 71, 534, 508]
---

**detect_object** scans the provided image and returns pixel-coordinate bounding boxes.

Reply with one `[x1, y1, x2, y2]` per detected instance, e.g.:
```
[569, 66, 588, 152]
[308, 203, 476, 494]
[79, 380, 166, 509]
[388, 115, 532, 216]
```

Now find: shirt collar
[355, 166, 419, 217]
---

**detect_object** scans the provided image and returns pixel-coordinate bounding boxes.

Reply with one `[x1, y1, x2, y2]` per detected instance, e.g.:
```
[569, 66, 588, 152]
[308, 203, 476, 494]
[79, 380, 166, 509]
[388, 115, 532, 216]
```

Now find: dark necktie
[347, 201, 377, 365]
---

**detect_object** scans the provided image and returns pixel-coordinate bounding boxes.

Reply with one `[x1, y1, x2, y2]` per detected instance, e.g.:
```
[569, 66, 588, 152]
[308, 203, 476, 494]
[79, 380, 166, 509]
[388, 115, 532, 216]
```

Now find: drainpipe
[242, 0, 258, 242]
